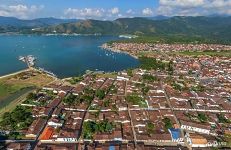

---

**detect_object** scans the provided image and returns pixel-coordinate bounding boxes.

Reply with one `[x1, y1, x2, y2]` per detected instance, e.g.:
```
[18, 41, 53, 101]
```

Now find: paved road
[161, 82, 192, 150]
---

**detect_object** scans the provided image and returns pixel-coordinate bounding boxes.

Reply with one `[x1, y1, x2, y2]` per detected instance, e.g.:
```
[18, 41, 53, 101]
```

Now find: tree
[142, 74, 157, 82]
[139, 57, 166, 70]
[63, 94, 78, 105]
[142, 86, 150, 95]
[96, 89, 106, 100]
[146, 122, 155, 134]
[127, 69, 133, 77]
[126, 94, 147, 107]
[0, 106, 33, 131]
[168, 60, 174, 75]
[103, 99, 110, 107]
[198, 113, 208, 123]
[26, 92, 37, 100]
[162, 117, 173, 130]
[217, 114, 230, 123]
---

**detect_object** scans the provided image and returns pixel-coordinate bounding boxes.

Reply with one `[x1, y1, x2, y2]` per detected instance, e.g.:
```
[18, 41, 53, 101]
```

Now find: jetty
[18, 55, 58, 79]
[19, 55, 36, 68]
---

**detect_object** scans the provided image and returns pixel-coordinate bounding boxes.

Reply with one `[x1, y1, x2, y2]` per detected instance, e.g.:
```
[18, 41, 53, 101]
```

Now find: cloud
[142, 8, 153, 16]
[64, 7, 123, 19]
[64, 8, 105, 19]
[157, 0, 231, 16]
[0, 4, 44, 19]
[126, 9, 134, 14]
[109, 7, 119, 15]
[159, 0, 205, 8]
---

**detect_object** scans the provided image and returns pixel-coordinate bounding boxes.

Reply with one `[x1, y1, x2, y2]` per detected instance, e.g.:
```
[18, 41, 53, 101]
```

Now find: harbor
[19, 55, 36, 68]
[18, 55, 58, 79]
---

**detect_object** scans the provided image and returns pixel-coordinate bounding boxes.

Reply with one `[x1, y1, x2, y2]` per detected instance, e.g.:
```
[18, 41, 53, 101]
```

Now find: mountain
[1, 16, 231, 43]
[32, 16, 231, 41]
[146, 15, 170, 20]
[31, 18, 79, 26]
[0, 16, 79, 28]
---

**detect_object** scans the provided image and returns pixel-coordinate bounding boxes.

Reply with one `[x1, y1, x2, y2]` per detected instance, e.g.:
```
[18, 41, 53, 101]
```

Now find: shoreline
[0, 67, 59, 80]
[0, 69, 31, 80]
[100, 44, 138, 59]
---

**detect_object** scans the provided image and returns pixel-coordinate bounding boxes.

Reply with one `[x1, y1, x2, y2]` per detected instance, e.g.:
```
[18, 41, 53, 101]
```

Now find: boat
[18, 55, 36, 67]
[19, 56, 25, 62]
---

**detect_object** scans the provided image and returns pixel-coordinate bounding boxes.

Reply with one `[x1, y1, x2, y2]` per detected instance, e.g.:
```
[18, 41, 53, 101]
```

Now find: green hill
[2, 16, 231, 44]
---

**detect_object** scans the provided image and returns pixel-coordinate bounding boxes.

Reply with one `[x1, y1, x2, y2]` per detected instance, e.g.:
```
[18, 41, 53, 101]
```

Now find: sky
[0, 0, 231, 20]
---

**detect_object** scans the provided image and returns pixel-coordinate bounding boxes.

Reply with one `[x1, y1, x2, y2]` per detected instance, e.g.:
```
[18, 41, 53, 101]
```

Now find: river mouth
[0, 35, 139, 78]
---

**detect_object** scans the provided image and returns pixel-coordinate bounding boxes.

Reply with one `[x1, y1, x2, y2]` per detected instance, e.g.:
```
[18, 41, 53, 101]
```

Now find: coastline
[100, 44, 138, 59]
[0, 69, 31, 80]
[0, 67, 59, 81]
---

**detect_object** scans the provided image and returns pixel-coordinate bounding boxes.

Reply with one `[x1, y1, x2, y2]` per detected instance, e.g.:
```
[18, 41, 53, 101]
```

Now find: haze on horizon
[0, 0, 231, 20]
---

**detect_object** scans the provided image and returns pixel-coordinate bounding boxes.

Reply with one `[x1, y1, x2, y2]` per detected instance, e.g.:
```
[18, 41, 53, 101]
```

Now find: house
[39, 127, 54, 140]
[180, 120, 216, 136]
[6, 143, 31, 150]
[48, 118, 63, 128]
[26, 118, 46, 139]
[117, 76, 129, 81]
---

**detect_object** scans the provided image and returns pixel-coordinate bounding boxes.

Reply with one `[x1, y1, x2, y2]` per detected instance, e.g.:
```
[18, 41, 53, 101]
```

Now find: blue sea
[0, 35, 139, 78]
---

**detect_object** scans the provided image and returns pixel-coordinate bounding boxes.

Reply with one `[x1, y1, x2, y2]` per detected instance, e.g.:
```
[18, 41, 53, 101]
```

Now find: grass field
[0, 69, 55, 115]
[175, 50, 231, 57]
[0, 70, 54, 99]
[0, 87, 36, 116]
[96, 72, 117, 78]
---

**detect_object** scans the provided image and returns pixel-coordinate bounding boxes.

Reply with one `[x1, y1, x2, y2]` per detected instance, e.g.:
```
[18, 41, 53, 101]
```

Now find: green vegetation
[32, 16, 231, 44]
[0, 71, 54, 115]
[63, 94, 78, 105]
[176, 50, 231, 58]
[110, 85, 118, 94]
[68, 76, 84, 85]
[63, 91, 95, 106]
[167, 60, 174, 75]
[0, 81, 30, 100]
[95, 89, 106, 100]
[83, 120, 115, 139]
[125, 94, 147, 107]
[103, 99, 110, 107]
[171, 82, 186, 91]
[127, 69, 133, 77]
[135, 82, 145, 88]
[141, 86, 150, 96]
[139, 57, 166, 70]
[191, 85, 206, 92]
[23, 92, 40, 106]
[142, 74, 158, 82]
[198, 113, 208, 123]
[113, 35, 226, 45]
[146, 122, 155, 134]
[0, 87, 36, 111]
[162, 117, 173, 130]
[0, 106, 33, 131]
[84, 88, 95, 95]
[217, 114, 230, 123]
[26, 92, 37, 100]
[89, 104, 101, 111]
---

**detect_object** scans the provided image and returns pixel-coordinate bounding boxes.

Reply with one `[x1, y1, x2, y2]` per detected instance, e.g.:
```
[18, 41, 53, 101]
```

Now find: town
[1, 43, 231, 150]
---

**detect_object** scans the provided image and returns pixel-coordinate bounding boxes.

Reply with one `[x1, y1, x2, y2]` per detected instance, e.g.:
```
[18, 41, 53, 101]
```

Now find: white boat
[18, 55, 36, 67]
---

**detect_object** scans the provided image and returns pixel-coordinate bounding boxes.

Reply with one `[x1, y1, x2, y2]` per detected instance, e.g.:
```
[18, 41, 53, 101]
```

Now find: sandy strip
[0, 69, 30, 79]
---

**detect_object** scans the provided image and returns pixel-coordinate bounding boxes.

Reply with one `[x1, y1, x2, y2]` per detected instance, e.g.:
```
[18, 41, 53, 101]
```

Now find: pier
[18, 55, 58, 79]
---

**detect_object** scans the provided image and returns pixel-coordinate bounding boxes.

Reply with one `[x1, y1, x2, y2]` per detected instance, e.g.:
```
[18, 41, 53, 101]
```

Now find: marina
[19, 55, 36, 67]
